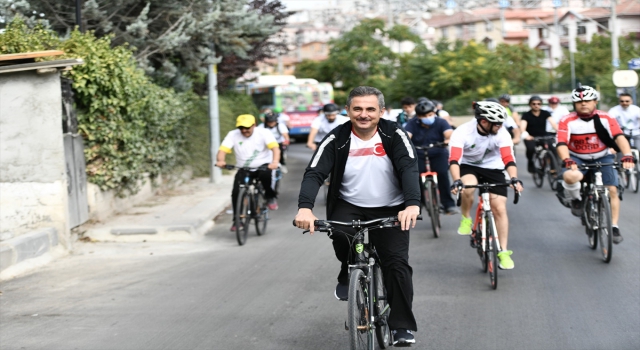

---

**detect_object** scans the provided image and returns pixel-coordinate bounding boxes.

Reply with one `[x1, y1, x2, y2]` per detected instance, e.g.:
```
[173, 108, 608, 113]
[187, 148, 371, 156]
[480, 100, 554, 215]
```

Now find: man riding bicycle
[294, 86, 421, 346]
[521, 95, 558, 173]
[306, 103, 349, 151]
[404, 100, 458, 214]
[449, 101, 524, 270]
[258, 112, 290, 173]
[608, 92, 640, 148]
[556, 85, 635, 244]
[216, 114, 281, 231]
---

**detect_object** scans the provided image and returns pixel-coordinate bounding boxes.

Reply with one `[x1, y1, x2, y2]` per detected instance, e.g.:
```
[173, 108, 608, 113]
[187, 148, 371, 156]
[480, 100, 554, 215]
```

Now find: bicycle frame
[472, 190, 502, 254]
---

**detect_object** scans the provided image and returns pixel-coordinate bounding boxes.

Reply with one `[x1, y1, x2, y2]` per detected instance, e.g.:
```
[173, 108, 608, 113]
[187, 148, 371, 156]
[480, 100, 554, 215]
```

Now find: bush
[1, 17, 189, 194]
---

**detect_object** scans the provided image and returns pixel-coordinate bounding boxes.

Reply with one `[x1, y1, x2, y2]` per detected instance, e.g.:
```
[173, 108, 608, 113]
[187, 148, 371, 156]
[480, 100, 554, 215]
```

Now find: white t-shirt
[278, 112, 290, 127]
[311, 115, 349, 142]
[339, 132, 404, 208]
[449, 119, 514, 169]
[504, 115, 518, 130]
[257, 122, 288, 143]
[219, 128, 278, 168]
[546, 105, 571, 132]
[608, 104, 640, 136]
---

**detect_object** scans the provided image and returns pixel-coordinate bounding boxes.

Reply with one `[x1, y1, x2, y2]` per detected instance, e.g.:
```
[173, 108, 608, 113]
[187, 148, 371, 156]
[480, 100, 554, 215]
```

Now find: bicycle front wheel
[373, 265, 391, 349]
[630, 165, 639, 193]
[235, 188, 251, 246]
[348, 269, 371, 350]
[532, 154, 544, 188]
[597, 196, 613, 263]
[428, 181, 440, 238]
[254, 187, 268, 236]
[584, 195, 597, 250]
[486, 215, 498, 289]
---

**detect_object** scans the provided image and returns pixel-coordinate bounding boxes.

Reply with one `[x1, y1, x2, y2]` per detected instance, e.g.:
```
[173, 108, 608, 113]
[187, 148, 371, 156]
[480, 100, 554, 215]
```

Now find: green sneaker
[457, 216, 472, 235]
[497, 250, 514, 270]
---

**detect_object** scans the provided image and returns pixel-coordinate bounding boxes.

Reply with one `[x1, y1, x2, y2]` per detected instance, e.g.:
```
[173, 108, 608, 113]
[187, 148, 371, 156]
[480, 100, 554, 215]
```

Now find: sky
[281, 0, 339, 11]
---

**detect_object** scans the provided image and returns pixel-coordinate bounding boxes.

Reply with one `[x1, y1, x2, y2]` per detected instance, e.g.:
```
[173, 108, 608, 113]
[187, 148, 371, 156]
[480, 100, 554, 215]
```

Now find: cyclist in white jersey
[608, 92, 640, 147]
[258, 112, 290, 173]
[449, 101, 524, 270]
[306, 103, 349, 151]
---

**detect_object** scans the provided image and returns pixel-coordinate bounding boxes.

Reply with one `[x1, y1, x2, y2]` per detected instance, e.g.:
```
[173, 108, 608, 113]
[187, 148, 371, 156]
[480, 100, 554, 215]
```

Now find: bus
[245, 76, 334, 139]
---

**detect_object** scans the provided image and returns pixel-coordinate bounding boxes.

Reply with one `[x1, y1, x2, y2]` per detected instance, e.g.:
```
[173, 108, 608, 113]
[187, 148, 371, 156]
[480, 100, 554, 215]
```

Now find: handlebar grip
[456, 192, 462, 207]
[513, 191, 520, 205]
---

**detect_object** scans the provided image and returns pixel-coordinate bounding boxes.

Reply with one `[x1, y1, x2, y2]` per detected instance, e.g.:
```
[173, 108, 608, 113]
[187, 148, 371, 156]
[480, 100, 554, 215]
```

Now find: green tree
[0, 0, 291, 91]
[556, 34, 639, 105]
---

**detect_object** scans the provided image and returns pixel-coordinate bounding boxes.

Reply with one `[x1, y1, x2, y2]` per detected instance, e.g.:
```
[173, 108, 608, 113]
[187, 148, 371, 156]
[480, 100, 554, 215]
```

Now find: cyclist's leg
[278, 143, 286, 166]
[561, 156, 585, 200]
[459, 165, 479, 218]
[328, 199, 361, 285]
[473, 168, 509, 250]
[598, 155, 619, 225]
[430, 153, 455, 210]
[255, 165, 277, 199]
[367, 204, 417, 332]
[524, 139, 536, 172]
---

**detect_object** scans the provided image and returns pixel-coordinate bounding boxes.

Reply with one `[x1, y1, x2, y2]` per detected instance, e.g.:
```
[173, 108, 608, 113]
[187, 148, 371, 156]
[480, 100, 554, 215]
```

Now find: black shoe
[570, 199, 582, 217]
[527, 162, 535, 174]
[555, 189, 571, 208]
[392, 328, 415, 346]
[612, 227, 623, 244]
[334, 283, 348, 301]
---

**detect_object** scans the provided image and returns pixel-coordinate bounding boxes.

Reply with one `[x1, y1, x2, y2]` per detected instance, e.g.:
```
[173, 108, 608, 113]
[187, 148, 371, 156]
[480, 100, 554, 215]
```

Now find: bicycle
[531, 135, 561, 190]
[415, 143, 447, 237]
[294, 216, 421, 350]
[619, 135, 639, 193]
[455, 183, 520, 290]
[221, 165, 273, 246]
[579, 162, 621, 263]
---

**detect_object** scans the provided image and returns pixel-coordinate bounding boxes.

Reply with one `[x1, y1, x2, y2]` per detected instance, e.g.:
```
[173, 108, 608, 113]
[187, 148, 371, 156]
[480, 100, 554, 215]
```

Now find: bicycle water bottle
[595, 172, 603, 186]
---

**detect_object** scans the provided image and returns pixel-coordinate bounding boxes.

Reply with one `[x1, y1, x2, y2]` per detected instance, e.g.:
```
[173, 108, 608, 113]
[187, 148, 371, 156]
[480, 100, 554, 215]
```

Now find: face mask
[420, 117, 436, 125]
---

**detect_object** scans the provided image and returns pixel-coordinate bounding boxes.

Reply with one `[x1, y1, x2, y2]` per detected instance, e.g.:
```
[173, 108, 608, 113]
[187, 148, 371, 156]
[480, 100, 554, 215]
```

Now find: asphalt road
[1, 143, 639, 350]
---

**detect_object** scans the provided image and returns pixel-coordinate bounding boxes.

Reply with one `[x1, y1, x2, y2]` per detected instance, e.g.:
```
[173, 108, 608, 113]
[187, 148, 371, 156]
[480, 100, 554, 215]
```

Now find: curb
[0, 227, 58, 272]
[82, 196, 230, 243]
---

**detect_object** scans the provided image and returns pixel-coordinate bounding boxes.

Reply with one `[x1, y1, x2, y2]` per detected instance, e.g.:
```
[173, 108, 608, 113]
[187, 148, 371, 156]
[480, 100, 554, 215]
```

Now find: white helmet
[571, 85, 599, 102]
[474, 101, 507, 123]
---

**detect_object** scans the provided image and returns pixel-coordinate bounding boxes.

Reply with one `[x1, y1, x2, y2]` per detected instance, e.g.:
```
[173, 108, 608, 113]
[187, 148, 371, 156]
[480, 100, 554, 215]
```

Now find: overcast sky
[281, 0, 338, 11]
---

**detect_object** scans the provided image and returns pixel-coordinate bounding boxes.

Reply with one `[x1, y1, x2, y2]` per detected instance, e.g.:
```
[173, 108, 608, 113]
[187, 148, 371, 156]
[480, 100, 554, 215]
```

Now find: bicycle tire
[254, 186, 268, 236]
[486, 215, 498, 290]
[432, 182, 442, 228]
[235, 188, 251, 246]
[374, 265, 392, 349]
[584, 195, 597, 250]
[630, 165, 639, 193]
[480, 228, 488, 273]
[545, 152, 560, 191]
[532, 154, 544, 188]
[618, 167, 628, 189]
[597, 196, 613, 263]
[429, 181, 440, 237]
[348, 269, 370, 350]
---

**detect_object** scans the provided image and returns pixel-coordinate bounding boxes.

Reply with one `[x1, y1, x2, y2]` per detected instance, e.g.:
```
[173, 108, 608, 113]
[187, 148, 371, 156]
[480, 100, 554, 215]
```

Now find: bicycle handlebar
[578, 162, 621, 169]
[218, 164, 275, 171]
[455, 183, 520, 206]
[292, 215, 423, 233]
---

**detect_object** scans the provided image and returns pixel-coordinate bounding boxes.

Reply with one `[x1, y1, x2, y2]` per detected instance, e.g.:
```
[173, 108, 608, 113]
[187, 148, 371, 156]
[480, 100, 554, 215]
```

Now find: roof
[0, 50, 83, 75]
[427, 8, 555, 28]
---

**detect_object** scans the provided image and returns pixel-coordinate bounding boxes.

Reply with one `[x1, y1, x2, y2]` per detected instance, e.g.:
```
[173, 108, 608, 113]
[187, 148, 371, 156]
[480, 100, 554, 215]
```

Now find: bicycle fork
[480, 192, 502, 254]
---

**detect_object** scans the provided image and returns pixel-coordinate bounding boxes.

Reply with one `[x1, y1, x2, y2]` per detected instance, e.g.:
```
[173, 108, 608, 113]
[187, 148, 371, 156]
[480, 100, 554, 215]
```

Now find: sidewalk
[82, 175, 234, 242]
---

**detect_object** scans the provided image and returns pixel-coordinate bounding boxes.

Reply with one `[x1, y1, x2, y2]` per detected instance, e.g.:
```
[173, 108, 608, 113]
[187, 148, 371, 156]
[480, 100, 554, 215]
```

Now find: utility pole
[208, 48, 222, 184]
[387, 0, 394, 28]
[610, 0, 620, 69]
[75, 0, 83, 32]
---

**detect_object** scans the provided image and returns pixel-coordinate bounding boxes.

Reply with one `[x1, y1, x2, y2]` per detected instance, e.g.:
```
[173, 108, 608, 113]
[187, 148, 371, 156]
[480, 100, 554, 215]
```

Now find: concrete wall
[0, 70, 69, 247]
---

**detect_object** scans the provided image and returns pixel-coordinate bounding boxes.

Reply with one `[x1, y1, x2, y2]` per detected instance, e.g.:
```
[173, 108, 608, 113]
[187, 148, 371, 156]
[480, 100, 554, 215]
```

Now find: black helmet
[529, 95, 543, 104]
[498, 94, 511, 102]
[416, 97, 431, 105]
[415, 101, 436, 116]
[264, 112, 278, 123]
[322, 103, 339, 114]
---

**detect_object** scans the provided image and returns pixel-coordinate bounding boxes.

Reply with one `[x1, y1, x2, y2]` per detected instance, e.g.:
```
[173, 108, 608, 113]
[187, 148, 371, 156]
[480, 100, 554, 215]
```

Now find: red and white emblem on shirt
[349, 143, 386, 157]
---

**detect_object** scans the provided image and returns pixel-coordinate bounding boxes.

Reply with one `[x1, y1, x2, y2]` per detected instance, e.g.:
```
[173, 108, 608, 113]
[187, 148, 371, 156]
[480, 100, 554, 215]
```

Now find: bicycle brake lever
[302, 230, 310, 234]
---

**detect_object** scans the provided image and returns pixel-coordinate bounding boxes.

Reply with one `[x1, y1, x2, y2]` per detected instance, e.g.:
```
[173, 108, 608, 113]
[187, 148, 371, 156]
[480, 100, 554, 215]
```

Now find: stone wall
[0, 70, 69, 247]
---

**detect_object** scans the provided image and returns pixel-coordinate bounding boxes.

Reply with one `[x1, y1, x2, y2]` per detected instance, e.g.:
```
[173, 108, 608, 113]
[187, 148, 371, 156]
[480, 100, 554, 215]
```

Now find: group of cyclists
[216, 84, 638, 347]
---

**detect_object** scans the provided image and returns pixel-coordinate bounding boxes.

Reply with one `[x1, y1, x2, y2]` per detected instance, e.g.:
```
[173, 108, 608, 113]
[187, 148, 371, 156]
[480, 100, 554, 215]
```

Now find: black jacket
[298, 118, 422, 218]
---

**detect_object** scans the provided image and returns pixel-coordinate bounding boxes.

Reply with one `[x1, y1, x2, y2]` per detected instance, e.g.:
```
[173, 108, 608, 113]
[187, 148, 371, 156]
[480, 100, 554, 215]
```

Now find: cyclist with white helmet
[449, 101, 524, 270]
[556, 85, 635, 243]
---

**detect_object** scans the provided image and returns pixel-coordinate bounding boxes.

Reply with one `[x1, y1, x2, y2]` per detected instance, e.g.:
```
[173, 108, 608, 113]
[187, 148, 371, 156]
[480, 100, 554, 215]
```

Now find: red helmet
[548, 96, 560, 104]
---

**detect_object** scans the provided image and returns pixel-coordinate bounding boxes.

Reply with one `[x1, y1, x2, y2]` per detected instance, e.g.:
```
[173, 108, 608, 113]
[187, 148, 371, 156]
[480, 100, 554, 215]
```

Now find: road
[1, 143, 639, 350]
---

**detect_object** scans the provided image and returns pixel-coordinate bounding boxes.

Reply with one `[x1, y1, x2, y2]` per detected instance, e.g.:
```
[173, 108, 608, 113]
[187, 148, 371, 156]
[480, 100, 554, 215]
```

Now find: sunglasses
[620, 100, 631, 103]
[530, 102, 542, 106]
[238, 126, 251, 131]
[492, 122, 503, 127]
